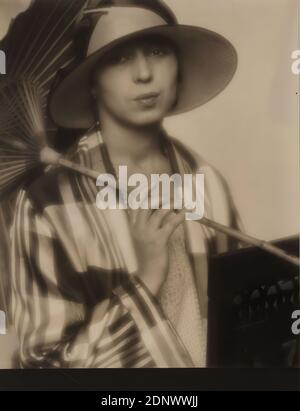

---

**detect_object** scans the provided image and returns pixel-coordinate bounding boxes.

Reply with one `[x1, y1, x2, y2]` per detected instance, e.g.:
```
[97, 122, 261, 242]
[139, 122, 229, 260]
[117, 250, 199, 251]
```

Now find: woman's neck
[99, 112, 165, 165]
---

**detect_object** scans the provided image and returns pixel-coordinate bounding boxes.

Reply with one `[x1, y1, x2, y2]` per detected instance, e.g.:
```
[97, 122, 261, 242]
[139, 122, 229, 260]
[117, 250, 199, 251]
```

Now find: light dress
[157, 223, 207, 367]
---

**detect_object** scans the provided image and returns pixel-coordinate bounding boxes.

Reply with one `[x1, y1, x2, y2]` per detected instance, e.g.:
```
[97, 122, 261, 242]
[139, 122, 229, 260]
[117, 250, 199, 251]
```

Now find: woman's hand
[128, 207, 185, 296]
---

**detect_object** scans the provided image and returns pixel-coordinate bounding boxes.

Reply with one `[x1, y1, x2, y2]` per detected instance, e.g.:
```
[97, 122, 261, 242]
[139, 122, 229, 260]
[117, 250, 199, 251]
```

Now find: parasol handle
[58, 157, 100, 180]
[199, 217, 300, 267]
[40, 147, 300, 268]
[40, 146, 100, 179]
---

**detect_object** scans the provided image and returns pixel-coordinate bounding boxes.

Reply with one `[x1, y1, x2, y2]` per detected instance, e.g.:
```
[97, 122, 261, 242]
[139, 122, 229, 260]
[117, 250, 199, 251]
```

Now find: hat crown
[84, 0, 177, 24]
[73, 1, 177, 61]
[77, 0, 177, 58]
[87, 6, 173, 57]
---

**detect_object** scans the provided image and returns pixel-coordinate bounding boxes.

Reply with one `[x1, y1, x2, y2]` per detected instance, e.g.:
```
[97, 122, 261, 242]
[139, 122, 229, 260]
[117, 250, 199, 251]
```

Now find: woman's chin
[126, 109, 168, 127]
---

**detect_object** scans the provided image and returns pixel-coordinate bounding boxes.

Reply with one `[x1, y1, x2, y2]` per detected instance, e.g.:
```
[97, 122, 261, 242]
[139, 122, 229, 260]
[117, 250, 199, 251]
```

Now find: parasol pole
[199, 217, 300, 267]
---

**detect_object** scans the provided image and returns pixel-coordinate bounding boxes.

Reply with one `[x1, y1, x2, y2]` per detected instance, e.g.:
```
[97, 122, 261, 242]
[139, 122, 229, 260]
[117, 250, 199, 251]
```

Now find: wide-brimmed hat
[49, 0, 238, 129]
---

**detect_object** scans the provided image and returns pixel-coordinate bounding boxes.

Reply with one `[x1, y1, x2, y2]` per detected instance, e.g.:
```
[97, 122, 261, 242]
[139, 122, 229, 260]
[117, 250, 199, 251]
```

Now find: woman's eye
[118, 56, 128, 64]
[110, 53, 132, 65]
[150, 47, 165, 56]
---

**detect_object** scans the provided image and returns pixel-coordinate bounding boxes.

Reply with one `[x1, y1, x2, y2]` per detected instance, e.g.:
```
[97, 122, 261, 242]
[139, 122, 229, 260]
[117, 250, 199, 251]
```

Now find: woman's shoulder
[21, 167, 70, 215]
[21, 130, 95, 214]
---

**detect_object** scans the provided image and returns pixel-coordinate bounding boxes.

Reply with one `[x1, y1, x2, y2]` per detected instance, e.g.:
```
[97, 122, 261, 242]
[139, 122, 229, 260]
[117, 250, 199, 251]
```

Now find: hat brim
[49, 24, 238, 129]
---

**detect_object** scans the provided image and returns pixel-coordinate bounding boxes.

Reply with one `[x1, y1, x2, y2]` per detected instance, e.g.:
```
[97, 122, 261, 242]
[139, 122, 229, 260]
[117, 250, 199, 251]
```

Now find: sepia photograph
[0, 0, 299, 391]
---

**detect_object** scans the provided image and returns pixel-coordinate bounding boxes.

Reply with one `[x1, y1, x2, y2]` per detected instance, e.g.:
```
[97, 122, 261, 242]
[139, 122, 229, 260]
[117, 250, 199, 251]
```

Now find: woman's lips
[134, 92, 160, 108]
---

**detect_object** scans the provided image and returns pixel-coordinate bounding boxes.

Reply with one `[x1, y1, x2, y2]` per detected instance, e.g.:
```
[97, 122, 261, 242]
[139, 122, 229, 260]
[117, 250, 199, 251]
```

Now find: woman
[11, 0, 241, 368]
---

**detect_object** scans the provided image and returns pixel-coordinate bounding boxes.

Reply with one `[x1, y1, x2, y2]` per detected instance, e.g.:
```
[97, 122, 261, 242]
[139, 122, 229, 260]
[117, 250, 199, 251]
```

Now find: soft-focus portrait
[0, 0, 298, 381]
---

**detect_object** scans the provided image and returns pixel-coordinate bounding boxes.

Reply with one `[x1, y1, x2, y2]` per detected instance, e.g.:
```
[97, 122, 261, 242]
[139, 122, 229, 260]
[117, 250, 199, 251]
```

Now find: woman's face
[93, 35, 179, 127]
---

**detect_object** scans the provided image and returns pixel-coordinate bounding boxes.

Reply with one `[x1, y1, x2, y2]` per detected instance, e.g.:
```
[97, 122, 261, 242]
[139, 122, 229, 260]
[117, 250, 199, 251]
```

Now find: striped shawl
[10, 129, 241, 368]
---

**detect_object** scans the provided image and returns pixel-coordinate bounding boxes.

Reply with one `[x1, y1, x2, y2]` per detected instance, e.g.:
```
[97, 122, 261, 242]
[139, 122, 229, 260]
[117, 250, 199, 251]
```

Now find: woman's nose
[132, 51, 153, 83]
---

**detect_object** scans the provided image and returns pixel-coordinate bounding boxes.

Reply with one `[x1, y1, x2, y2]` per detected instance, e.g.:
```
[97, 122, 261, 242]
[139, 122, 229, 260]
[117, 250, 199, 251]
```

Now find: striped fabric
[10, 127, 241, 368]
